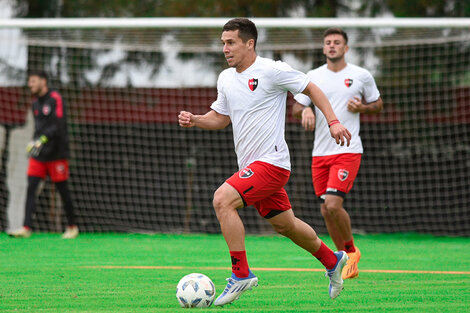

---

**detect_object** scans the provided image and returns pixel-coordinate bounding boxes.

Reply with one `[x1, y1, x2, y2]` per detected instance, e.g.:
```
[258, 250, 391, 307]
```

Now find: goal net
[1, 18, 469, 235]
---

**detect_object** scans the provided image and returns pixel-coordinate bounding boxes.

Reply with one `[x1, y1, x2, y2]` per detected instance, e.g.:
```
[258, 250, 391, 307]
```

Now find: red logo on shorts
[248, 78, 258, 91]
[338, 169, 349, 181]
[344, 79, 353, 88]
[239, 168, 254, 178]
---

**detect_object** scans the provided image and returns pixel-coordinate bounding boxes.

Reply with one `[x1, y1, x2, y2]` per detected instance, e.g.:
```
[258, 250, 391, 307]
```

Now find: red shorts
[27, 158, 69, 182]
[312, 153, 361, 199]
[226, 161, 291, 218]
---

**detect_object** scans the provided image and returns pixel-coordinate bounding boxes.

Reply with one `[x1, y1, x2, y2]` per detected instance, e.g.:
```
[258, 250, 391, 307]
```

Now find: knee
[322, 199, 341, 216]
[27, 177, 41, 194]
[272, 220, 295, 236]
[27, 184, 35, 193]
[212, 188, 234, 218]
[212, 184, 243, 219]
[212, 188, 224, 212]
[27, 183, 38, 195]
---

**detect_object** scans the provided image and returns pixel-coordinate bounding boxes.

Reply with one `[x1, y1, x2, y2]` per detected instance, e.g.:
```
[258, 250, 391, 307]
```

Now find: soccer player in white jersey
[293, 28, 383, 280]
[179, 18, 352, 305]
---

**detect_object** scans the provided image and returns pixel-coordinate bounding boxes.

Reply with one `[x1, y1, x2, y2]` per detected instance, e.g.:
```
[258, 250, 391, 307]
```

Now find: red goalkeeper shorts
[27, 158, 69, 182]
[226, 161, 291, 219]
[312, 153, 361, 199]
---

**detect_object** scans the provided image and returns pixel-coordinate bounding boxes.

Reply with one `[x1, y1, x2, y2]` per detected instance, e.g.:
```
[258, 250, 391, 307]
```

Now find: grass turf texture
[0, 233, 468, 312]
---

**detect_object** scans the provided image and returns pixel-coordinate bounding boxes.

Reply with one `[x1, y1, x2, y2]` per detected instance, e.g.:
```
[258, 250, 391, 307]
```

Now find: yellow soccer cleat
[342, 247, 361, 279]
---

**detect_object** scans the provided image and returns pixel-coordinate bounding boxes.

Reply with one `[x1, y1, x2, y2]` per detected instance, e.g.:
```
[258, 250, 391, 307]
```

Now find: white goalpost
[1, 17, 470, 28]
[0, 18, 469, 235]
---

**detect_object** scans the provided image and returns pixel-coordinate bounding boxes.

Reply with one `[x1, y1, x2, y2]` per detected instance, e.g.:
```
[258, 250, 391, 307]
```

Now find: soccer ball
[176, 273, 216, 308]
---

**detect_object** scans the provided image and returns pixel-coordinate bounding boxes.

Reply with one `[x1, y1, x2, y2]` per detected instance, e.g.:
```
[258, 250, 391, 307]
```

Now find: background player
[8, 70, 78, 239]
[179, 18, 352, 305]
[293, 28, 383, 279]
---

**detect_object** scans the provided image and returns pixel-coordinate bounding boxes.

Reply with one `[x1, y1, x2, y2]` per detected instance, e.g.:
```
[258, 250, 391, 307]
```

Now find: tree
[10, 0, 470, 88]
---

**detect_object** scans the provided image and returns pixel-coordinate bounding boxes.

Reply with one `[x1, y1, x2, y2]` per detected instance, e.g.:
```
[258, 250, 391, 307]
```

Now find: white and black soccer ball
[176, 273, 216, 308]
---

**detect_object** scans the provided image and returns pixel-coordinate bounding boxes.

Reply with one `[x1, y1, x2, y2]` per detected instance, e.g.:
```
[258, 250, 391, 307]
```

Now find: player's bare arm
[347, 96, 383, 114]
[292, 102, 315, 131]
[302, 82, 352, 146]
[178, 110, 231, 130]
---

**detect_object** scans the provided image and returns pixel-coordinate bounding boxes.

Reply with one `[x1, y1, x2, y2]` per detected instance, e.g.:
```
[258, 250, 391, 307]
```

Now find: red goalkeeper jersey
[31, 89, 70, 162]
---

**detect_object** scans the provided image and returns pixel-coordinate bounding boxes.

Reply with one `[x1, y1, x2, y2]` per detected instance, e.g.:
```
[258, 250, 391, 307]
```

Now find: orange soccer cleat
[342, 247, 361, 279]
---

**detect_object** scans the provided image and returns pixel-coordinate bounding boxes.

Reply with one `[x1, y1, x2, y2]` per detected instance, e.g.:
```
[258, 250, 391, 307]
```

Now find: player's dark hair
[223, 18, 258, 49]
[28, 70, 49, 83]
[323, 28, 348, 44]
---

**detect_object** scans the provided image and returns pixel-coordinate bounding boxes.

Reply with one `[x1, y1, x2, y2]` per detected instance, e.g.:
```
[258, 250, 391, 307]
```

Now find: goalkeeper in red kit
[8, 70, 78, 239]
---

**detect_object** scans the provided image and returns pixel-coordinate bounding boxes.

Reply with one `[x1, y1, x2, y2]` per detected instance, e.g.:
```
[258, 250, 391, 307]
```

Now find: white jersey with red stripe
[211, 56, 310, 170]
[294, 63, 380, 156]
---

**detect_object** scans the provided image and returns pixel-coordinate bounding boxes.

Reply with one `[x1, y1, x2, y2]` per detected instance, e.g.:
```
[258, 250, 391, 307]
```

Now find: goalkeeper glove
[26, 135, 48, 157]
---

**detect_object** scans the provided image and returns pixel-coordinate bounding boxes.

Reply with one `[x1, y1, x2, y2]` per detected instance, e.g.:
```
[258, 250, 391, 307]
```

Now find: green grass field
[1, 232, 469, 312]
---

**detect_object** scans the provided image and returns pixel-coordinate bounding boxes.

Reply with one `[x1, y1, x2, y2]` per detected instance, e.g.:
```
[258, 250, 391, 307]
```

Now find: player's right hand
[329, 123, 351, 147]
[301, 107, 315, 131]
[178, 111, 196, 128]
[26, 135, 48, 157]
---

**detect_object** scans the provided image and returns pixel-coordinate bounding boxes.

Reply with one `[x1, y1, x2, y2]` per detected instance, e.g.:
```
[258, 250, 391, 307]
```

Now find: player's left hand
[329, 123, 351, 147]
[347, 96, 363, 113]
[301, 107, 315, 131]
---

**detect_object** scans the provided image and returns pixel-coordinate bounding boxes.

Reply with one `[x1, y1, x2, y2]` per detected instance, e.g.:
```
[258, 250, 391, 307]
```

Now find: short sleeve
[210, 74, 229, 115]
[272, 61, 310, 95]
[293, 92, 311, 106]
[362, 70, 381, 103]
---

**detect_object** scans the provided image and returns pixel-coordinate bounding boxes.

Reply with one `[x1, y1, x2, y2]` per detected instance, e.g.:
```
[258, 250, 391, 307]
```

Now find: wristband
[328, 119, 340, 128]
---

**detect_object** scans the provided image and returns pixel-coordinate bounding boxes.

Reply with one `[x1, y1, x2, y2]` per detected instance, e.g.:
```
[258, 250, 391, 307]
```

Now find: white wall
[3, 110, 33, 231]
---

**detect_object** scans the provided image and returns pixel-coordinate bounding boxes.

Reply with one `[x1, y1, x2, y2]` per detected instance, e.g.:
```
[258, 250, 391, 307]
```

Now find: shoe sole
[8, 233, 31, 238]
[62, 234, 79, 239]
[214, 278, 258, 306]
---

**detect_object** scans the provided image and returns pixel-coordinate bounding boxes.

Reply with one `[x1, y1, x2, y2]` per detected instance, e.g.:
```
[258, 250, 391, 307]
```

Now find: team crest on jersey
[337, 169, 349, 181]
[239, 168, 254, 178]
[248, 78, 258, 91]
[344, 78, 353, 88]
[42, 104, 51, 115]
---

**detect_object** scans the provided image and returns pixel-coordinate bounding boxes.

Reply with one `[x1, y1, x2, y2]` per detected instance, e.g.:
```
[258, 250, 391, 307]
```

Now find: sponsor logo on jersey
[337, 169, 349, 181]
[42, 104, 51, 115]
[248, 78, 258, 91]
[344, 78, 353, 88]
[239, 168, 254, 178]
[34, 109, 38, 116]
